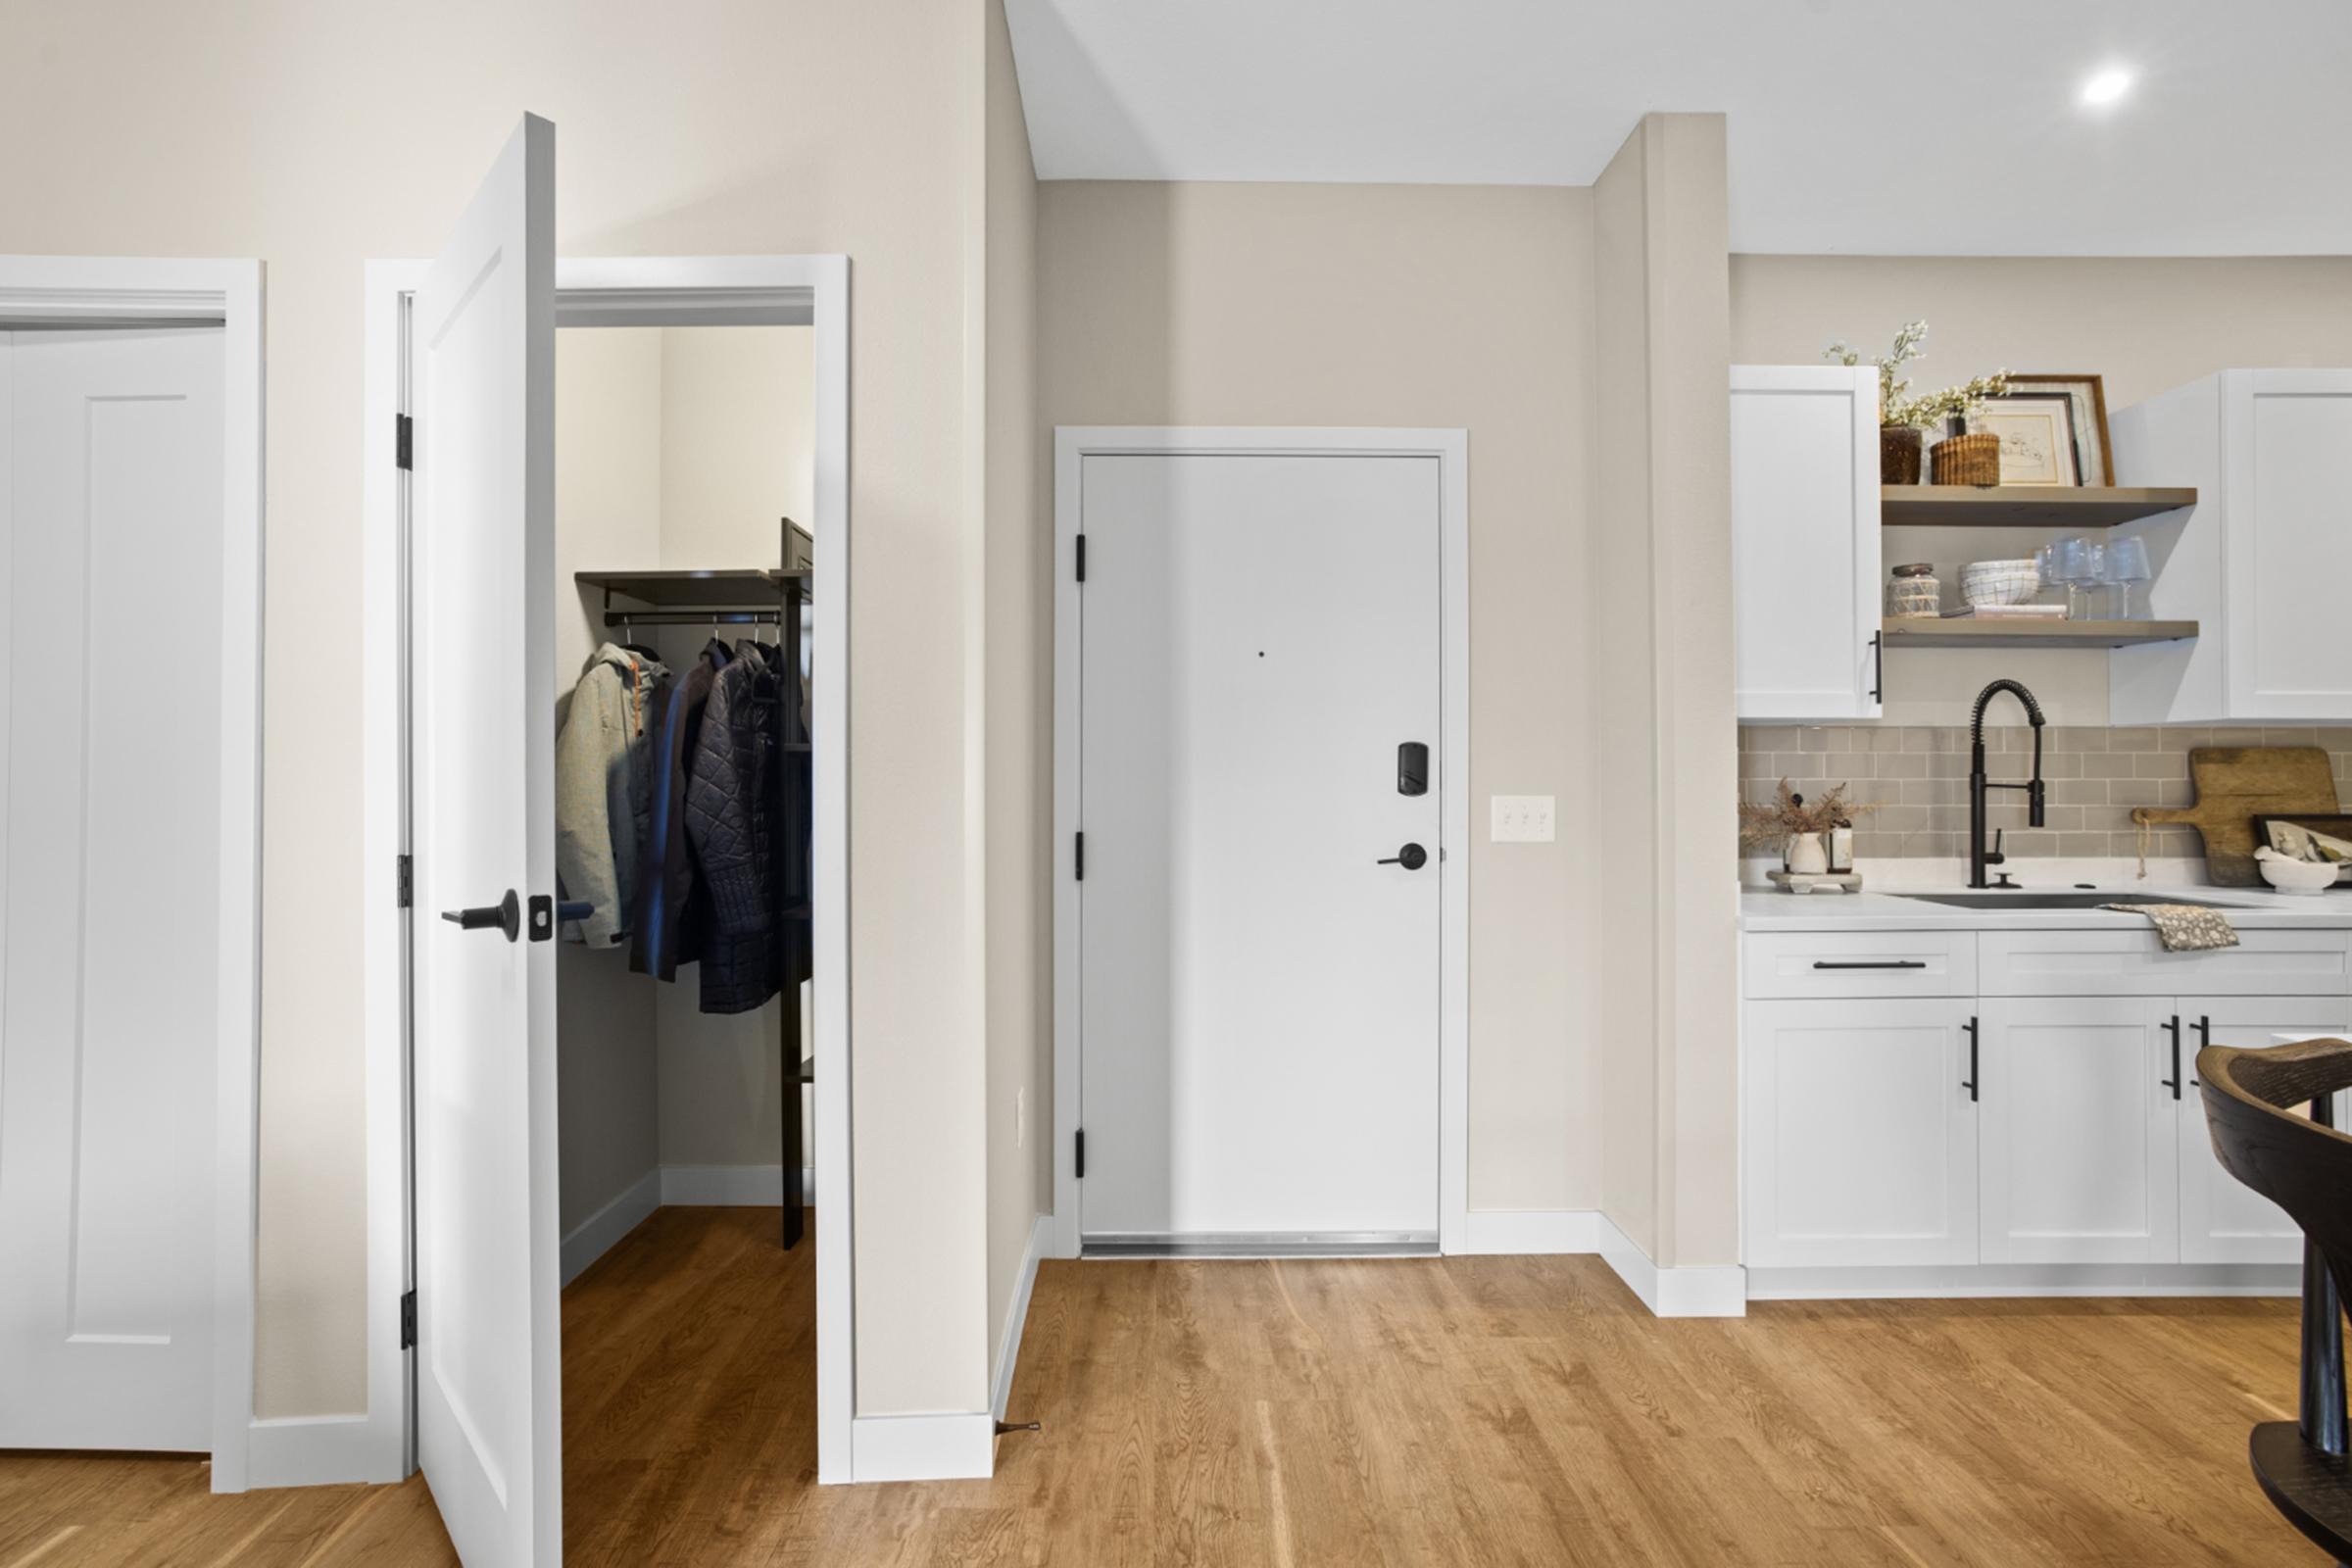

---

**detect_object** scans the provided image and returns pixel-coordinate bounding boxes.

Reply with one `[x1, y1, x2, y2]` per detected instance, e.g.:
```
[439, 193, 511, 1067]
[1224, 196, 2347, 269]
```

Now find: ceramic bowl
[1962, 559, 2040, 609]
[2255, 847, 2341, 895]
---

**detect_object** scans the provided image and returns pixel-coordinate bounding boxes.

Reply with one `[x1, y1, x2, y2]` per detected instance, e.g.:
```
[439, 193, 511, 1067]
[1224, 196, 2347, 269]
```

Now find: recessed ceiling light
[2080, 67, 2133, 109]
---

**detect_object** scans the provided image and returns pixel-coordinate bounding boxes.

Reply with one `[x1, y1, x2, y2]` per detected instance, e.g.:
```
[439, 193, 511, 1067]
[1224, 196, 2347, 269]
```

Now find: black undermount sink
[1891, 891, 2248, 911]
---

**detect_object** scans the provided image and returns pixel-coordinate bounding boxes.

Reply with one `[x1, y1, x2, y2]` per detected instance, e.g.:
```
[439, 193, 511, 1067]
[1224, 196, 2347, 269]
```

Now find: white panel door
[1730, 366, 1881, 722]
[411, 115, 560, 1567]
[2177, 998, 2352, 1265]
[2223, 370, 2352, 719]
[1079, 452, 1442, 1241]
[1742, 999, 1979, 1269]
[1979, 998, 2180, 1265]
[0, 325, 223, 1448]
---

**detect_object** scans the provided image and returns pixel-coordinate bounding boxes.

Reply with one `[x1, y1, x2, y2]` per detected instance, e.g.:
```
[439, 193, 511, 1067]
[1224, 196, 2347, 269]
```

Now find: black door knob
[1377, 843, 1429, 870]
[442, 889, 522, 943]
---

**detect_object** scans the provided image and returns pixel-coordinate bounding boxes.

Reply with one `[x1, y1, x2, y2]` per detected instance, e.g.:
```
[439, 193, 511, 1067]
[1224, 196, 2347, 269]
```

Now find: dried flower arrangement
[1825, 319, 2009, 432]
[1739, 778, 1878, 851]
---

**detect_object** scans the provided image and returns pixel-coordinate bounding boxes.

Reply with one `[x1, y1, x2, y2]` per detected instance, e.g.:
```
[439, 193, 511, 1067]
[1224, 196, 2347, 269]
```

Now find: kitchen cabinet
[1730, 366, 1881, 722]
[2176, 997, 2352, 1265]
[2109, 369, 2352, 724]
[1742, 999, 1978, 1268]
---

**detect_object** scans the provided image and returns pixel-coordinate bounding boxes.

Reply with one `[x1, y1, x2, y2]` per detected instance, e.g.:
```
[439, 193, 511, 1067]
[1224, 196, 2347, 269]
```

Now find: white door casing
[410, 114, 561, 1565]
[0, 325, 224, 1451]
[1068, 442, 1457, 1244]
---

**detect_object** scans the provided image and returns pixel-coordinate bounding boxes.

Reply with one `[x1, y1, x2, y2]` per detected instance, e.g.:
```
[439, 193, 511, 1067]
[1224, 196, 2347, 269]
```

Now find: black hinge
[1075, 1128, 1085, 1180]
[395, 414, 414, 471]
[396, 854, 413, 908]
[400, 1289, 417, 1349]
[1074, 831, 1084, 881]
[1075, 533, 1087, 583]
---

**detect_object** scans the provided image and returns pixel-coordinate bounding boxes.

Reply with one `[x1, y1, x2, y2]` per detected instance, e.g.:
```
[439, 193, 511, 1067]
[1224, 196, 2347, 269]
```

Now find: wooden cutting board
[2131, 747, 2341, 886]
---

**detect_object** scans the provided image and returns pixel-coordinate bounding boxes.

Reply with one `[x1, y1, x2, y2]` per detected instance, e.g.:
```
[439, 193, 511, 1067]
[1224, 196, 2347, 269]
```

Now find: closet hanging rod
[604, 609, 785, 627]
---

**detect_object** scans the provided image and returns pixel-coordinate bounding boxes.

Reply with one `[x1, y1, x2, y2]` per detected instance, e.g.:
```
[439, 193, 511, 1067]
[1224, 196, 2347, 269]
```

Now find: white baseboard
[850, 1411, 994, 1482]
[1596, 1215, 1747, 1318]
[1748, 1262, 2301, 1299]
[659, 1163, 817, 1207]
[1460, 1208, 1600, 1254]
[992, 1215, 1051, 1421]
[246, 1413, 401, 1490]
[562, 1168, 663, 1287]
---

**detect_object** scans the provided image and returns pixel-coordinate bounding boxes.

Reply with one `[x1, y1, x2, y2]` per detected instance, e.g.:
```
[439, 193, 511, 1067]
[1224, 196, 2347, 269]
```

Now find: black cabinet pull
[1868, 630, 1884, 705]
[1813, 959, 1927, 970]
[1962, 1015, 1979, 1102]
[442, 889, 521, 944]
[2162, 1014, 2182, 1100]
[2191, 1014, 2210, 1089]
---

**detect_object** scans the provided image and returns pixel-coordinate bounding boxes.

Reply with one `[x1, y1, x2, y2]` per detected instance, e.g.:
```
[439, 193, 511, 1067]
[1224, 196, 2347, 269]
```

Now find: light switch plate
[1491, 795, 1556, 843]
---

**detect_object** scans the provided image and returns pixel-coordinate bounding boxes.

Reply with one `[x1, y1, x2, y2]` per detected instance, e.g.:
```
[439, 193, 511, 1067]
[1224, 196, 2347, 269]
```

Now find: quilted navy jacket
[686, 641, 783, 1014]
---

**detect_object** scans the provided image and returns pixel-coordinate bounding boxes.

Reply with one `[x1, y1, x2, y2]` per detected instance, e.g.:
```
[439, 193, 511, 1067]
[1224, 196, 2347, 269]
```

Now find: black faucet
[1969, 678, 2047, 889]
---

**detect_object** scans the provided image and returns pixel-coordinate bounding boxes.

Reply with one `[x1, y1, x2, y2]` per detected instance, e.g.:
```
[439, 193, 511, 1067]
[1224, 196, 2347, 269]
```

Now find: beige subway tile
[2105, 727, 2157, 752]
[1773, 754, 1825, 780]
[2058, 832, 2111, 858]
[1851, 831, 1900, 858]
[2107, 779, 2164, 807]
[2040, 753, 2082, 779]
[1903, 831, 1957, 858]
[1927, 805, 1970, 835]
[2158, 727, 2211, 751]
[2051, 779, 2108, 807]
[2038, 806, 2084, 832]
[1824, 753, 1874, 783]
[2049, 726, 2109, 753]
[2004, 830, 2058, 858]
[1801, 727, 1838, 753]
[2151, 831, 2199, 858]
[2081, 806, 2135, 832]
[1901, 728, 1940, 754]
[2265, 727, 2321, 748]
[1869, 727, 1907, 754]
[1880, 754, 1928, 780]
[2210, 727, 2265, 747]
[1925, 749, 1973, 778]
[1742, 725, 1799, 755]
[1874, 805, 1929, 833]
[2135, 753, 2188, 778]
[2315, 728, 2352, 751]
[2158, 779, 2193, 807]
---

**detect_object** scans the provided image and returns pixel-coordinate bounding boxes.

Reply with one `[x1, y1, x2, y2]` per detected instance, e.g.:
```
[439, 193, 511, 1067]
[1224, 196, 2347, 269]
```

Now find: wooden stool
[2200, 1036, 2352, 1563]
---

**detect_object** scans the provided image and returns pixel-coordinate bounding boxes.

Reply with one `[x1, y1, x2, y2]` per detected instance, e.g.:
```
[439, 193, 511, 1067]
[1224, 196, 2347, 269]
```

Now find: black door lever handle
[1377, 843, 1429, 870]
[442, 889, 522, 943]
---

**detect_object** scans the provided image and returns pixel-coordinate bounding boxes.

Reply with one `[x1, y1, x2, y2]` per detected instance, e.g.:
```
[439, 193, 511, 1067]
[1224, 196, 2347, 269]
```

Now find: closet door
[410, 114, 560, 1568]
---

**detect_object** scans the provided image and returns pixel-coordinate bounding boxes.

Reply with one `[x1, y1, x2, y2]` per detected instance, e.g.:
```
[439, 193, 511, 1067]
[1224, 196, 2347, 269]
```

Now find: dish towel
[2102, 903, 2241, 952]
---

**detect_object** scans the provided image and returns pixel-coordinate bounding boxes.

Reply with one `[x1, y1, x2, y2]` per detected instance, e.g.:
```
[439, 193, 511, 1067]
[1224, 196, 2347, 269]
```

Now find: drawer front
[1978, 928, 2352, 997]
[1744, 932, 1977, 999]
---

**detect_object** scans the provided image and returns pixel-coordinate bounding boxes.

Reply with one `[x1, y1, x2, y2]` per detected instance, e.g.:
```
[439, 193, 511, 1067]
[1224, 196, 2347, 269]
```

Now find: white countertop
[1740, 882, 2352, 932]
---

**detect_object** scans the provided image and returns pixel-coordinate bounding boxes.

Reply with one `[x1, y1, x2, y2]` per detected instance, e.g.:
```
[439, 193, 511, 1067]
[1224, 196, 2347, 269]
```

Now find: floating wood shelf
[1881, 617, 2198, 651]
[1881, 485, 2197, 529]
[573, 567, 810, 608]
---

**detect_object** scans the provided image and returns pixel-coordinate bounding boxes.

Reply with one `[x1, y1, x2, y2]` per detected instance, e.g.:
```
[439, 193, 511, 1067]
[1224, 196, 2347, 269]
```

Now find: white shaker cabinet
[2176, 997, 2352, 1265]
[2110, 369, 2352, 724]
[1731, 366, 1882, 722]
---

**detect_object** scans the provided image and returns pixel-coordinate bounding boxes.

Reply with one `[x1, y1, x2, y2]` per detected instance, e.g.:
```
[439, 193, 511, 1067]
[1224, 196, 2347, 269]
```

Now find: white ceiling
[1003, 0, 2352, 256]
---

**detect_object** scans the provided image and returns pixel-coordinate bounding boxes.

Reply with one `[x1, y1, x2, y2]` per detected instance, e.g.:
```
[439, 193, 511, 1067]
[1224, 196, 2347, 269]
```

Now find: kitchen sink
[1890, 891, 2249, 911]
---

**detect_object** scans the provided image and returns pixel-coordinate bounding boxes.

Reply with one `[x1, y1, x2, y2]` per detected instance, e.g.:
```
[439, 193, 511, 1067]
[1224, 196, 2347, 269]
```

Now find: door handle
[1377, 843, 1429, 870]
[1868, 630, 1884, 705]
[442, 889, 521, 943]
[2190, 1014, 2209, 1088]
[1962, 1015, 1979, 1102]
[1813, 959, 1927, 970]
[2161, 1014, 2182, 1100]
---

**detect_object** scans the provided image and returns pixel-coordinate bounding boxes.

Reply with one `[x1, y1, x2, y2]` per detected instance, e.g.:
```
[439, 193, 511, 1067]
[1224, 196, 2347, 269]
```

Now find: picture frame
[1967, 394, 2080, 486]
[1994, 374, 2115, 485]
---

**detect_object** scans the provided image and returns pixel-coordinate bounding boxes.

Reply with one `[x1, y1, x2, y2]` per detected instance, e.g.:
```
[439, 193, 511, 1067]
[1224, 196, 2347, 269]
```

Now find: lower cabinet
[2177, 996, 2352, 1264]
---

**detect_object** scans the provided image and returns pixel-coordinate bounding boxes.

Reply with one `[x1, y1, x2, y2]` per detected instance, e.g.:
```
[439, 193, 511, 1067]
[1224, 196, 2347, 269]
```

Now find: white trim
[0, 257, 268, 1493]
[363, 255, 857, 1484]
[849, 1412, 995, 1483]
[1051, 427, 1471, 1260]
[1596, 1215, 1748, 1318]
[246, 1414, 382, 1491]
[559, 1170, 662, 1288]
[991, 1215, 1051, 1421]
[659, 1164, 819, 1207]
[1748, 1264, 2300, 1300]
[1461, 1209, 1601, 1255]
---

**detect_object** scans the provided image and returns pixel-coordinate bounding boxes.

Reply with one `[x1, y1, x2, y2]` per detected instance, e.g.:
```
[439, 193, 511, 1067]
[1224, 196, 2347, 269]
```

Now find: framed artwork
[1968, 394, 2080, 486]
[1993, 374, 2114, 485]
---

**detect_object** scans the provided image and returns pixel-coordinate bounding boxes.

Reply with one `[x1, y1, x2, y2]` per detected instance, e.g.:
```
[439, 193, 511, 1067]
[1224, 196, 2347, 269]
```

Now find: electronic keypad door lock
[1396, 741, 1429, 797]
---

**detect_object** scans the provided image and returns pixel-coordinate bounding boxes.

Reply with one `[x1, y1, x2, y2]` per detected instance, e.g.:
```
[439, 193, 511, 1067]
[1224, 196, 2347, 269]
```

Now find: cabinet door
[1743, 999, 1977, 1268]
[1731, 366, 1881, 722]
[2223, 370, 2352, 719]
[2177, 998, 2352, 1265]
[1979, 998, 2179, 1265]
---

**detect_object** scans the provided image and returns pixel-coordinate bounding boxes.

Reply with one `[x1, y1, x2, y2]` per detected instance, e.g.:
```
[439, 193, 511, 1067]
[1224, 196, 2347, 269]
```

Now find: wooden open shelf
[573, 567, 810, 607]
[1882, 485, 2196, 529]
[1882, 616, 2198, 651]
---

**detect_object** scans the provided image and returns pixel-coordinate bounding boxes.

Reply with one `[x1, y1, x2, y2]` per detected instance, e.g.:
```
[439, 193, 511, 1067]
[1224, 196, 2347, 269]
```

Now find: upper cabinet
[2110, 369, 2352, 724]
[1730, 366, 1882, 722]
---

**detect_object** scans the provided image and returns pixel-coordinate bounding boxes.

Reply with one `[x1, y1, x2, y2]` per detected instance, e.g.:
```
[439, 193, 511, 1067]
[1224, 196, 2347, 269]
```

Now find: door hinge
[1074, 831, 1084, 881]
[1075, 1128, 1085, 1180]
[400, 1289, 417, 1349]
[1075, 533, 1086, 583]
[396, 854, 413, 908]
[395, 414, 414, 471]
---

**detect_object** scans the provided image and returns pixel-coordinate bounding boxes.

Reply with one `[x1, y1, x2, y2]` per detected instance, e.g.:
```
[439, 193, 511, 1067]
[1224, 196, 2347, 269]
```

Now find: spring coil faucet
[1969, 678, 2047, 889]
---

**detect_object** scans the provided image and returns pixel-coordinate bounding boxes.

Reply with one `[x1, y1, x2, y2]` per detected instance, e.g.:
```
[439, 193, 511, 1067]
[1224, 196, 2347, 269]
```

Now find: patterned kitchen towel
[2102, 903, 2241, 952]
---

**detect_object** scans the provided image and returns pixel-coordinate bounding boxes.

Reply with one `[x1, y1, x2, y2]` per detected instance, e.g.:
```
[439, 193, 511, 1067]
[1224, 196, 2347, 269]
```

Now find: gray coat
[555, 644, 668, 945]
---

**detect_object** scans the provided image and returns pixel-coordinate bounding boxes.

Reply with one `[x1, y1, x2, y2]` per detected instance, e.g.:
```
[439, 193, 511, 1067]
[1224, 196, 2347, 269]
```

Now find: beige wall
[0, 0, 987, 1420]
[1037, 179, 1601, 1212]
[1731, 255, 2352, 727]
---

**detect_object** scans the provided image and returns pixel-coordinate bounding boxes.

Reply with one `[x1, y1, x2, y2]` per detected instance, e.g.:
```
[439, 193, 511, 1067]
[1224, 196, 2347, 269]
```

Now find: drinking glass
[2056, 537, 2106, 618]
[2103, 536, 2152, 619]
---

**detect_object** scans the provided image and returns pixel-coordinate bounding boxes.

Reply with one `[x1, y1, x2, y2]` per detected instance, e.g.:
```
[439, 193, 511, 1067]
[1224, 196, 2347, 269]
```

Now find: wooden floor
[0, 1208, 2324, 1565]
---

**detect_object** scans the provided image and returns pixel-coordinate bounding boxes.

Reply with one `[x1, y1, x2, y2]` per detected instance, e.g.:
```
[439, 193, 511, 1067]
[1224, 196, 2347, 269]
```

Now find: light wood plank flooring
[0, 1207, 2322, 1565]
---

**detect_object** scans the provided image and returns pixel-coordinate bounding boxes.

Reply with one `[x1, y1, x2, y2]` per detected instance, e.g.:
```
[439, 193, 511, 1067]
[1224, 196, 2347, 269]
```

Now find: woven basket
[1931, 430, 2000, 486]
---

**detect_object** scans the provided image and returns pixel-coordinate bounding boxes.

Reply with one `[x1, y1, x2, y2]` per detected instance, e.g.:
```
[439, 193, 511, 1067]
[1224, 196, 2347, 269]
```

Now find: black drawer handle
[1812, 959, 1929, 970]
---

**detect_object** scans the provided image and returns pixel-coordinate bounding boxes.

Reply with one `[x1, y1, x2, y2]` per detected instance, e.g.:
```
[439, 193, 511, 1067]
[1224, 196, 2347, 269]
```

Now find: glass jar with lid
[1886, 563, 1940, 618]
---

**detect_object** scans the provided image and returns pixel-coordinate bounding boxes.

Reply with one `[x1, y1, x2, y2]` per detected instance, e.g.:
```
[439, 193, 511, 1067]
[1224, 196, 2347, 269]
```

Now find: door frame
[1050, 427, 1471, 1260]
[362, 255, 856, 1485]
[0, 256, 267, 1489]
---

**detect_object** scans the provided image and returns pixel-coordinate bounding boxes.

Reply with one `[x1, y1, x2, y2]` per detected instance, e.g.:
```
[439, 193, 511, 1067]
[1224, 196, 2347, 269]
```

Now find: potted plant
[1740, 778, 1877, 875]
[1826, 320, 2007, 485]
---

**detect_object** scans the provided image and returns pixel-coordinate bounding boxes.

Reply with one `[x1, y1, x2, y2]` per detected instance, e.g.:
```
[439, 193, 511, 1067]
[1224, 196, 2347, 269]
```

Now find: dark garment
[630, 642, 724, 981]
[689, 641, 783, 1013]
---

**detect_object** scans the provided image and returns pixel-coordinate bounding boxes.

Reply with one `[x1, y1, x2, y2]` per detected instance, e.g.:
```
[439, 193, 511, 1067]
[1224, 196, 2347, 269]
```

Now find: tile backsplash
[1739, 725, 2352, 860]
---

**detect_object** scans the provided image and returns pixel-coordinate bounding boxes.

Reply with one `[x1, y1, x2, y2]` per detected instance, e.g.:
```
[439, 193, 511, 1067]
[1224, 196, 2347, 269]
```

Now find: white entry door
[0, 325, 224, 1449]
[410, 115, 560, 1566]
[1077, 451, 1443, 1244]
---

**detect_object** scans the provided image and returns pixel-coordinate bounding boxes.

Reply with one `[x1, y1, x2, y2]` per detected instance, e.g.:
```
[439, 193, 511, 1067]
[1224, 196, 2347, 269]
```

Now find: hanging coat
[630, 641, 726, 981]
[554, 644, 668, 946]
[688, 641, 783, 1013]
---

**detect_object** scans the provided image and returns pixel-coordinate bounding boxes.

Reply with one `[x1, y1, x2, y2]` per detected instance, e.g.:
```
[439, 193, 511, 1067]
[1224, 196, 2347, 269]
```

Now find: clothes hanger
[616, 612, 662, 663]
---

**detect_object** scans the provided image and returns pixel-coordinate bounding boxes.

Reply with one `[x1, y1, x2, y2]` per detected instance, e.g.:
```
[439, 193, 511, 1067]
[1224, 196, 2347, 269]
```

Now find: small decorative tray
[1766, 870, 1866, 895]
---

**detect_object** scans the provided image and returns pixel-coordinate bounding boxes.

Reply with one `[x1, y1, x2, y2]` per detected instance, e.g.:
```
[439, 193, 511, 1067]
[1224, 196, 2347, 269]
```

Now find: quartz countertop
[1739, 882, 2352, 932]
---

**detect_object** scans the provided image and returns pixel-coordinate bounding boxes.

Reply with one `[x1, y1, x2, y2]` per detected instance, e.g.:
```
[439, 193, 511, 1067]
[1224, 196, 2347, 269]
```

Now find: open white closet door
[410, 114, 560, 1567]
